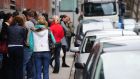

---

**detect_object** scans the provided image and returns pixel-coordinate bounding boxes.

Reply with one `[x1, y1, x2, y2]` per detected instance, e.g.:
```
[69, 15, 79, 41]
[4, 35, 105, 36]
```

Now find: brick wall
[0, 0, 10, 9]
[16, 0, 49, 13]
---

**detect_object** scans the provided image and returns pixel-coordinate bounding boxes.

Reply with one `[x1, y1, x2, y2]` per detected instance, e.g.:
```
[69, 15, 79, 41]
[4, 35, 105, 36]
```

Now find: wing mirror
[70, 47, 80, 53]
[75, 8, 79, 14]
[75, 63, 85, 69]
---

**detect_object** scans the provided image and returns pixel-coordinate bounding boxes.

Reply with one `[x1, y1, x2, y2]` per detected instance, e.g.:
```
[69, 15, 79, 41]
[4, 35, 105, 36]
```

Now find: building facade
[16, 0, 50, 13]
[125, 0, 140, 22]
[0, 0, 50, 13]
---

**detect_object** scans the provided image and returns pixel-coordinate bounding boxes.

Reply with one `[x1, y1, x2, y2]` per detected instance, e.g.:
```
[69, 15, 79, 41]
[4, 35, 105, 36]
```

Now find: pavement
[49, 50, 75, 79]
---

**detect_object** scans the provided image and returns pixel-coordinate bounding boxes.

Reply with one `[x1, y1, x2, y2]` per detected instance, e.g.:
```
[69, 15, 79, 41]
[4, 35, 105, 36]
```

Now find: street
[49, 51, 75, 79]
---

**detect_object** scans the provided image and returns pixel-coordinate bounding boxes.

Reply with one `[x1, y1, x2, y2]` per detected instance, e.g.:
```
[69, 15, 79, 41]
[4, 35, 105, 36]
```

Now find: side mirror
[75, 8, 79, 14]
[70, 47, 80, 52]
[75, 63, 85, 69]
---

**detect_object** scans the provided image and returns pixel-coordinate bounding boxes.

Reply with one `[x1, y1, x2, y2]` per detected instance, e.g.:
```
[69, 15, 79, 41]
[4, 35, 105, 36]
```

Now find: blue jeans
[34, 51, 51, 79]
[119, 16, 124, 29]
[23, 47, 33, 79]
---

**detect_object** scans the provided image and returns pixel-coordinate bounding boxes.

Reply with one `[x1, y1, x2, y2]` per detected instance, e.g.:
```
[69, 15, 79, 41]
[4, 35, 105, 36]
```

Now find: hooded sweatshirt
[50, 23, 64, 43]
[33, 29, 50, 52]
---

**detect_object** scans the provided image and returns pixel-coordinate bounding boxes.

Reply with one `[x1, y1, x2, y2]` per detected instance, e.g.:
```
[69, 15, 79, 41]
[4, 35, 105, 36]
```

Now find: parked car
[84, 36, 140, 79]
[74, 19, 114, 47]
[70, 30, 137, 79]
[123, 19, 140, 35]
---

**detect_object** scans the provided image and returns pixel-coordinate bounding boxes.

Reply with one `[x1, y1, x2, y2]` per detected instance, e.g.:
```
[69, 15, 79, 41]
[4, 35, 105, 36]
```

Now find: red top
[50, 23, 64, 43]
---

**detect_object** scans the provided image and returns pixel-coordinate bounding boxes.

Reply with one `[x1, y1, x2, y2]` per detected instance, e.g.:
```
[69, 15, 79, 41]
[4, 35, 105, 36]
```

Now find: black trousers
[8, 46, 24, 79]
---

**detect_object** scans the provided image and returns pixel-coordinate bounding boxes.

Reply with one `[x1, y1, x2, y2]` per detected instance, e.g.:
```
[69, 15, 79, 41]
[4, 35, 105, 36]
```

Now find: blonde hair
[53, 15, 60, 23]
[37, 16, 48, 27]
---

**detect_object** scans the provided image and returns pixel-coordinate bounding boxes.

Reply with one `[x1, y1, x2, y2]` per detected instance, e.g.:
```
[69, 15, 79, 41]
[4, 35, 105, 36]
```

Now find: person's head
[52, 15, 60, 24]
[25, 10, 34, 21]
[13, 10, 19, 17]
[67, 16, 71, 23]
[61, 15, 69, 23]
[0, 11, 5, 19]
[37, 16, 48, 27]
[3, 13, 13, 24]
[11, 15, 25, 27]
[20, 14, 27, 22]
[33, 10, 38, 20]
[42, 13, 48, 21]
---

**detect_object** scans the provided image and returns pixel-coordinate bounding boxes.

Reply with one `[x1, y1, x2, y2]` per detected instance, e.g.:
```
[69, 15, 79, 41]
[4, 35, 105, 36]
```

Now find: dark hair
[11, 16, 24, 26]
[0, 11, 5, 19]
[13, 10, 19, 17]
[26, 10, 34, 17]
[3, 13, 13, 22]
[60, 15, 67, 21]
[22, 10, 27, 16]
[33, 10, 38, 19]
[60, 15, 64, 19]
[42, 13, 48, 21]
[62, 15, 67, 18]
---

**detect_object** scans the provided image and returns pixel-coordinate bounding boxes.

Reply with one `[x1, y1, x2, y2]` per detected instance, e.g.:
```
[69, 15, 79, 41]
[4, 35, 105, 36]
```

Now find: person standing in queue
[7, 16, 26, 79]
[50, 15, 64, 73]
[0, 13, 13, 79]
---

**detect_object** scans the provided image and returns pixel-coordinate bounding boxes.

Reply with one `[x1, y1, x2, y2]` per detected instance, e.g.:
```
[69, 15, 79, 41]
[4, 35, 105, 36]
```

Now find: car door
[83, 41, 103, 79]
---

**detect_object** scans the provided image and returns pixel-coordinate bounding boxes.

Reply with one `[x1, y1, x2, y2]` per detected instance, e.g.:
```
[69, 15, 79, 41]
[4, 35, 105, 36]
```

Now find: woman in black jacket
[0, 13, 13, 79]
[7, 16, 26, 79]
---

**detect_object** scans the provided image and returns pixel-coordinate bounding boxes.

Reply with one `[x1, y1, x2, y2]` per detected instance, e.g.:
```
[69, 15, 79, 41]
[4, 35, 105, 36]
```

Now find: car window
[93, 58, 105, 79]
[82, 36, 96, 53]
[84, 2, 117, 16]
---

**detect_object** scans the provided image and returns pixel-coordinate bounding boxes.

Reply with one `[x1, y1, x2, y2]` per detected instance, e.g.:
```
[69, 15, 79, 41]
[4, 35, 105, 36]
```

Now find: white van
[81, 0, 119, 23]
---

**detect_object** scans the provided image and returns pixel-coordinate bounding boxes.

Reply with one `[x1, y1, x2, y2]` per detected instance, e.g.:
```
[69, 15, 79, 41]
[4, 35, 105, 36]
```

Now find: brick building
[125, 0, 140, 22]
[0, 0, 50, 13]
[16, 0, 50, 13]
[0, 0, 10, 10]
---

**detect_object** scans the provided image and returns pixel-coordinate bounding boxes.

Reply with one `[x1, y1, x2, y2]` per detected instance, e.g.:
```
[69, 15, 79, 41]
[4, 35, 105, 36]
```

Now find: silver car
[71, 30, 137, 79]
[84, 36, 140, 79]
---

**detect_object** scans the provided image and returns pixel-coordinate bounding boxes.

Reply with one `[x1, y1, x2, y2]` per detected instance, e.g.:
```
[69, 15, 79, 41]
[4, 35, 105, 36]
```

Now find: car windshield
[84, 2, 117, 16]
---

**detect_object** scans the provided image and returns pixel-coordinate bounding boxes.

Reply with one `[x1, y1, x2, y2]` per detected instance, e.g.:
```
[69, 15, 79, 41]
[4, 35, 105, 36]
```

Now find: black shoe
[52, 70, 59, 73]
[62, 63, 70, 67]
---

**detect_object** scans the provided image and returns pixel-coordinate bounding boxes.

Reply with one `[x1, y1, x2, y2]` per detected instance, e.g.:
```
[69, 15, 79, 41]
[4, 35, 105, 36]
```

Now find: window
[59, 0, 77, 12]
[82, 36, 96, 53]
[84, 2, 117, 16]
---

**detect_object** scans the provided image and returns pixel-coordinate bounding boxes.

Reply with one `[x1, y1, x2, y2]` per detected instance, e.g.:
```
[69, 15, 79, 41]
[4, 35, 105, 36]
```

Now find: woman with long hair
[7, 16, 26, 79]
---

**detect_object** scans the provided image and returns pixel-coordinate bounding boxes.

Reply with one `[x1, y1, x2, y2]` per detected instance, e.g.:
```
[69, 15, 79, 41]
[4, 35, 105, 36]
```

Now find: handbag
[48, 30, 56, 52]
[0, 40, 8, 53]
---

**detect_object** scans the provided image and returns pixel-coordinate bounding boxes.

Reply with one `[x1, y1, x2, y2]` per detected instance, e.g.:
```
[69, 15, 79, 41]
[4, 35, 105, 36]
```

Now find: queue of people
[0, 9, 74, 79]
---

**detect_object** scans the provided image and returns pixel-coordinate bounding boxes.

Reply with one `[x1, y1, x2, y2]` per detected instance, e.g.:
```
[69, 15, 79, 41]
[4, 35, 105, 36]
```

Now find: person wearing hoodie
[50, 15, 64, 73]
[33, 16, 53, 79]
